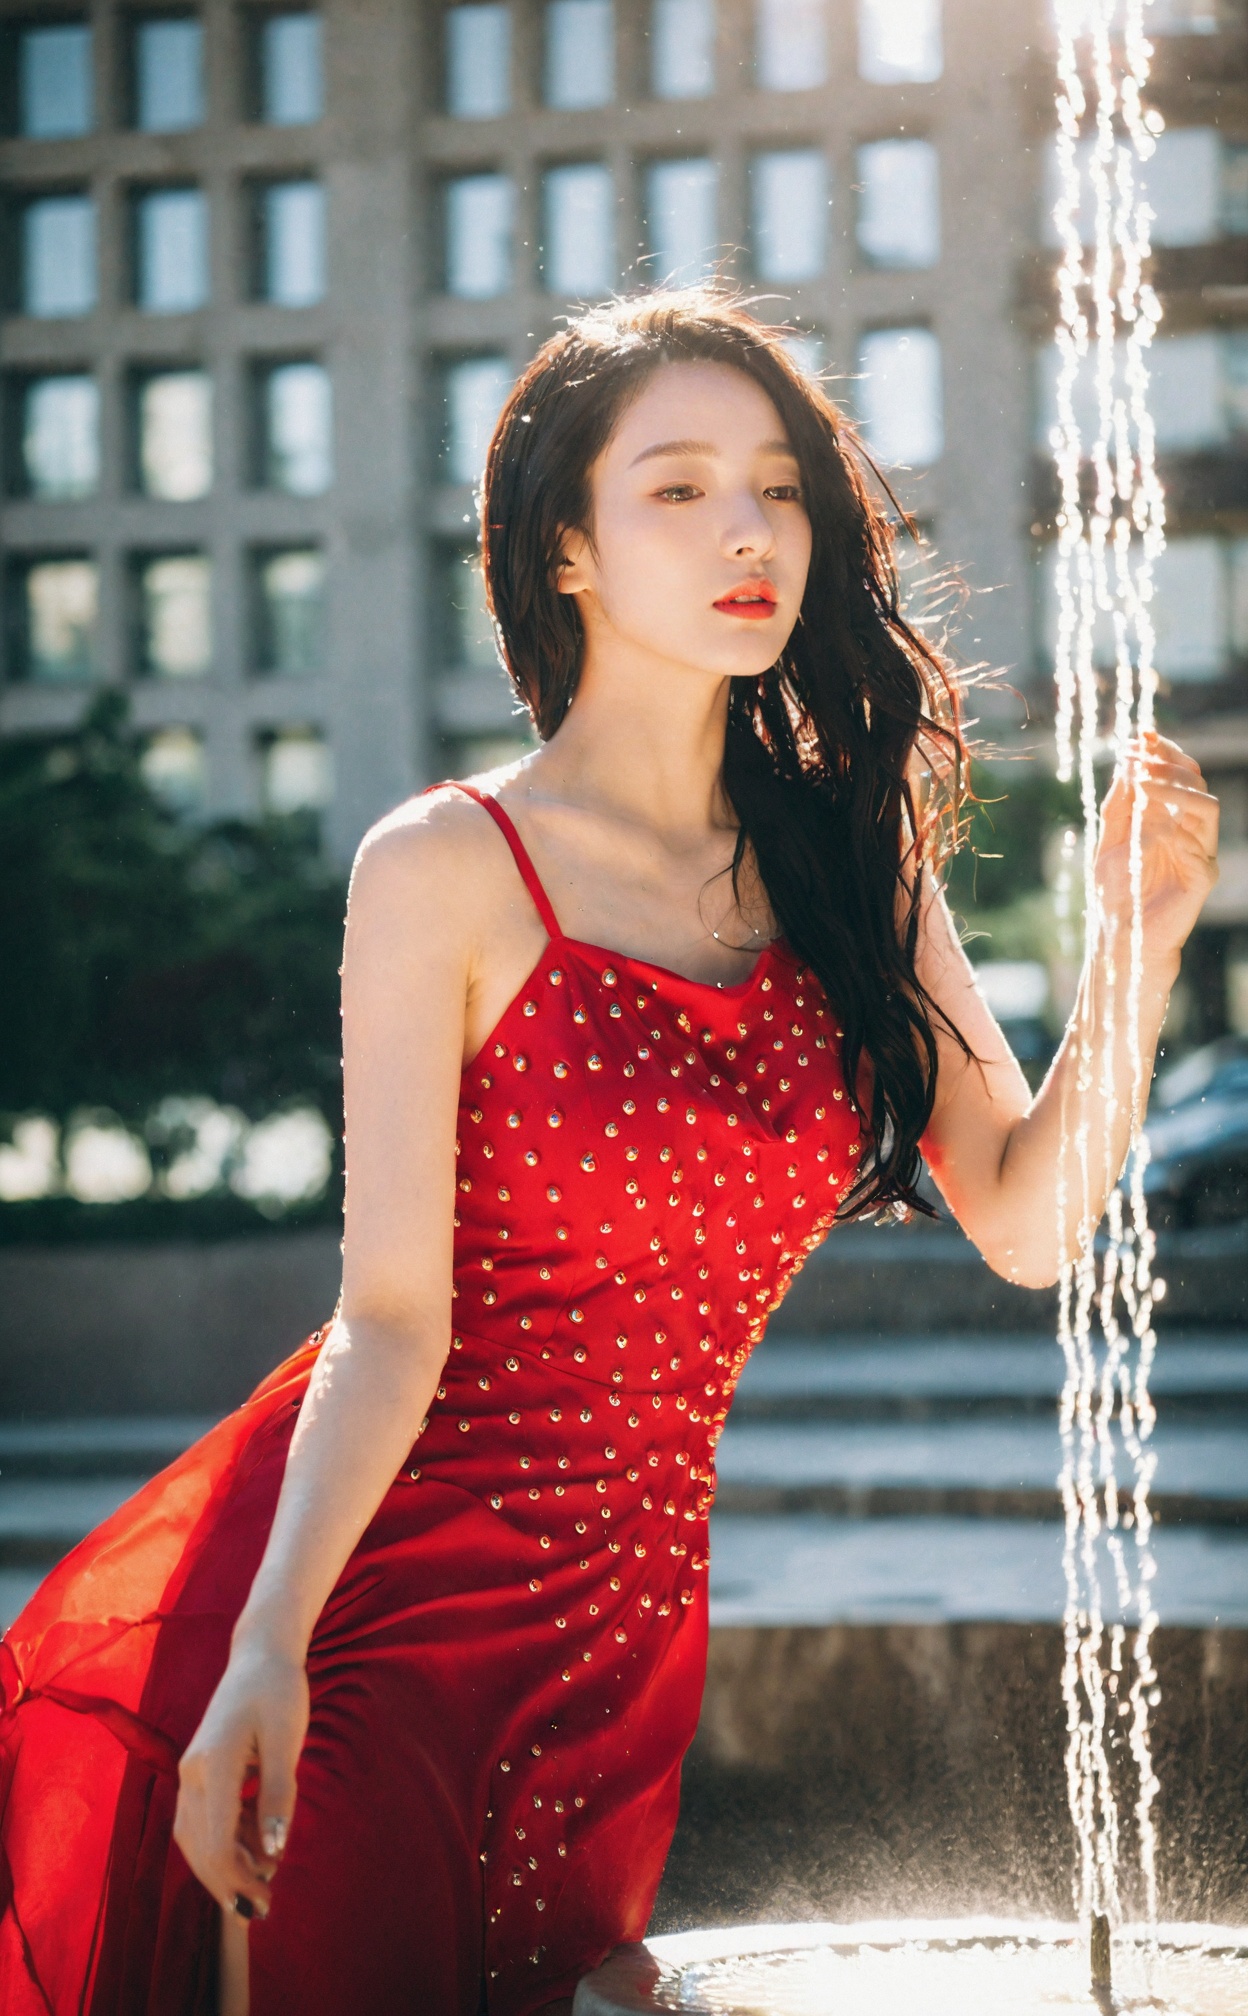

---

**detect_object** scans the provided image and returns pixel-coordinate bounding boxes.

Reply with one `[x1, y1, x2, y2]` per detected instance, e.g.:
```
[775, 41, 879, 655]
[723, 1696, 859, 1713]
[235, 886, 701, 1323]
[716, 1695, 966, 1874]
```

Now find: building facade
[2, 0, 1247, 1028]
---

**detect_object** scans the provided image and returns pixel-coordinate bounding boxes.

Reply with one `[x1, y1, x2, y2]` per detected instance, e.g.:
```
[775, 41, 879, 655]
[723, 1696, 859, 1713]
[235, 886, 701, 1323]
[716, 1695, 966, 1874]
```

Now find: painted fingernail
[262, 1817, 287, 1859]
[232, 1894, 256, 1921]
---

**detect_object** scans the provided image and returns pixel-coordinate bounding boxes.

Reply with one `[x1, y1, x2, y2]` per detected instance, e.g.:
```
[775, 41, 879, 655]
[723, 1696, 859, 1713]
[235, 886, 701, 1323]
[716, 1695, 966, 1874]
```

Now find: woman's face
[558, 360, 813, 684]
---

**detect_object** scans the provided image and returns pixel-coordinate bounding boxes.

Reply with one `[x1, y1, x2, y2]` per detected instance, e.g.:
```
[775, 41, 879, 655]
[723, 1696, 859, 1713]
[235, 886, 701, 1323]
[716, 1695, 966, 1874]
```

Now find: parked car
[1143, 1037, 1248, 1230]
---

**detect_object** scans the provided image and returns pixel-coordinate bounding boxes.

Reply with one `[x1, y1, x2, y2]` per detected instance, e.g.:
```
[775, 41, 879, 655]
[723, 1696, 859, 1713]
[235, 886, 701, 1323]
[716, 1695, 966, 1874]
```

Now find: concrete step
[707, 1513, 1248, 1627]
[713, 1414, 1248, 1525]
[0, 1415, 215, 1479]
[733, 1333, 1248, 1420]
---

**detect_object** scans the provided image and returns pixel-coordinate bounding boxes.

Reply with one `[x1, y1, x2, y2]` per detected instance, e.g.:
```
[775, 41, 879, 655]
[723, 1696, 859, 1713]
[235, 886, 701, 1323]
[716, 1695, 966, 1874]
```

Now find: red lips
[712, 578, 779, 620]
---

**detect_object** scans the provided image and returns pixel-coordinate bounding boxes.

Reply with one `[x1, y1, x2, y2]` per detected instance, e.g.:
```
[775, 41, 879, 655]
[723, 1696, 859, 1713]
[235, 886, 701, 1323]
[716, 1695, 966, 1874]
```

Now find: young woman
[0, 290, 1217, 2016]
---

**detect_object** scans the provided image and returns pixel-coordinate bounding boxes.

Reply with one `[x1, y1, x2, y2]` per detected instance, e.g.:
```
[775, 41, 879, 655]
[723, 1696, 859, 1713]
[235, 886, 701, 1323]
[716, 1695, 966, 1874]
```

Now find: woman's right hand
[173, 1634, 310, 1919]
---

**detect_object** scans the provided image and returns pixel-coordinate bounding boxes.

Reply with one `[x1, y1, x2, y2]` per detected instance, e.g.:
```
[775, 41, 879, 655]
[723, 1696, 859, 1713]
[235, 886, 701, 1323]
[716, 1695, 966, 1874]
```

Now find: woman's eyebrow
[630, 436, 796, 467]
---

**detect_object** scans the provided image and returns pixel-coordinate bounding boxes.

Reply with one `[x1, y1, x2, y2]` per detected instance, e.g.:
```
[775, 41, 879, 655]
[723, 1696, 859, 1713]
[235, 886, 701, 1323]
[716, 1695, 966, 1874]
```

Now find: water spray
[1051, 0, 1165, 1991]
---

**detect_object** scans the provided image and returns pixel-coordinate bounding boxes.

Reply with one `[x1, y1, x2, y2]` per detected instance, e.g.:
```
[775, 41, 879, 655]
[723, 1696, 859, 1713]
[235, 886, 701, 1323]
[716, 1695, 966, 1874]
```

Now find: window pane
[1153, 537, 1225, 681]
[23, 196, 96, 317]
[1150, 332, 1225, 450]
[443, 356, 511, 483]
[751, 149, 828, 282]
[445, 174, 513, 298]
[857, 326, 943, 465]
[545, 0, 613, 109]
[646, 158, 718, 286]
[135, 18, 204, 132]
[262, 181, 326, 306]
[440, 546, 498, 669]
[263, 729, 333, 812]
[755, 0, 826, 92]
[138, 371, 213, 499]
[136, 189, 208, 312]
[139, 554, 212, 676]
[1143, 127, 1220, 246]
[263, 362, 333, 494]
[652, 0, 714, 98]
[446, 4, 511, 116]
[21, 558, 97, 679]
[261, 13, 324, 124]
[23, 376, 99, 499]
[857, 138, 939, 268]
[19, 25, 93, 138]
[543, 163, 614, 295]
[858, 0, 942, 83]
[141, 727, 206, 813]
[1224, 332, 1248, 434]
[256, 548, 325, 674]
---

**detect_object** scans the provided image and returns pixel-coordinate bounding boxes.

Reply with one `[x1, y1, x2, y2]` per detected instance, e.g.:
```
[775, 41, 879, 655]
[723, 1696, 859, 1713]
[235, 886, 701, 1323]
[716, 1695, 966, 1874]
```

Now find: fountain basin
[571, 1920, 1248, 2015]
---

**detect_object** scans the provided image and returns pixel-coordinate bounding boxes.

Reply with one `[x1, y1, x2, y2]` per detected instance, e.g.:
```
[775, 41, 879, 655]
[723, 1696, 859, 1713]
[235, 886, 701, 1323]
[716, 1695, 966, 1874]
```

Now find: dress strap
[437, 780, 562, 940]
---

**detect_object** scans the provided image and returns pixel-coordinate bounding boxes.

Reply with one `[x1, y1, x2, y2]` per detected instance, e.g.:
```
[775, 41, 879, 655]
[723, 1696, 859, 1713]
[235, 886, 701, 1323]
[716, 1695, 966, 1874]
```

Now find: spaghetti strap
[436, 779, 562, 940]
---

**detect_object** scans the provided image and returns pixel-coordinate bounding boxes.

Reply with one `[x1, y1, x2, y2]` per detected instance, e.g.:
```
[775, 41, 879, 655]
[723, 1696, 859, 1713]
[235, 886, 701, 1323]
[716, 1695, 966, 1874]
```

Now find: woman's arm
[173, 801, 483, 1919]
[918, 732, 1219, 1289]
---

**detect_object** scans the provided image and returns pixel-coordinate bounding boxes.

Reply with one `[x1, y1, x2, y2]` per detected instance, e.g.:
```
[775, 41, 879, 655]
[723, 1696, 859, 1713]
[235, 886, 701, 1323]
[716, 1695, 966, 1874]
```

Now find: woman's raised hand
[1095, 730, 1219, 968]
[173, 1636, 310, 1919]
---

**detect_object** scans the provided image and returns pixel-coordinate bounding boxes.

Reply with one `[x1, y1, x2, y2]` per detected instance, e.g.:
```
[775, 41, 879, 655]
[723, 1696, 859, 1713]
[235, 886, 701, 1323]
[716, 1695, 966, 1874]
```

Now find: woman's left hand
[1094, 730, 1220, 969]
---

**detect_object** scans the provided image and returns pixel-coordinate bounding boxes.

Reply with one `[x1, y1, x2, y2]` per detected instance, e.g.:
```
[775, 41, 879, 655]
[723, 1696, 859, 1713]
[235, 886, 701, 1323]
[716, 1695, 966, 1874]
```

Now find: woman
[0, 290, 1217, 2015]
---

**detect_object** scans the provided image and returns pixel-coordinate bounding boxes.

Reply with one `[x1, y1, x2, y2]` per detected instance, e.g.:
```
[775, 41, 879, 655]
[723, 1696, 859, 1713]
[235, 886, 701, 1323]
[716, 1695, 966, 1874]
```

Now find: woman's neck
[528, 648, 736, 841]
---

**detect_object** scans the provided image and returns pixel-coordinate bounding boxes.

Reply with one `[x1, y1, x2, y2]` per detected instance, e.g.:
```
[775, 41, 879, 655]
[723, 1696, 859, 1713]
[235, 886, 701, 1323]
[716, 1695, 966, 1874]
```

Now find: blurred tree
[0, 691, 346, 1136]
[943, 759, 1081, 918]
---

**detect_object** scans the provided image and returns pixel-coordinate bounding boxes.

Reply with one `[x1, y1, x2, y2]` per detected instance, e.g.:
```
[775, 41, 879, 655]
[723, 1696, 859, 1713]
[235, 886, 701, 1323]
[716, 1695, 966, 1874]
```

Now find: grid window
[137, 553, 212, 677]
[544, 0, 613, 109]
[136, 370, 213, 499]
[543, 163, 614, 296]
[857, 138, 939, 268]
[751, 149, 828, 283]
[446, 4, 511, 117]
[445, 174, 513, 299]
[1035, 331, 1248, 455]
[652, 0, 714, 99]
[645, 158, 718, 287]
[18, 24, 93, 138]
[141, 727, 206, 813]
[1045, 128, 1223, 250]
[20, 375, 99, 499]
[442, 356, 511, 484]
[755, 0, 826, 93]
[135, 189, 209, 313]
[259, 181, 326, 306]
[260, 12, 324, 125]
[1039, 533, 1234, 683]
[254, 548, 325, 674]
[780, 331, 826, 378]
[262, 727, 333, 812]
[438, 545, 498, 671]
[856, 326, 943, 466]
[22, 195, 96, 317]
[260, 360, 333, 494]
[13, 557, 97, 679]
[134, 17, 205, 132]
[858, 0, 942, 84]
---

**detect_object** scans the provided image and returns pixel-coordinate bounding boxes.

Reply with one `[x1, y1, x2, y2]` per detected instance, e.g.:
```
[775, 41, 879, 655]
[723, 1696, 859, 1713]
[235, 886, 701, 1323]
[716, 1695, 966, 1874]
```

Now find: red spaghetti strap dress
[0, 784, 863, 2016]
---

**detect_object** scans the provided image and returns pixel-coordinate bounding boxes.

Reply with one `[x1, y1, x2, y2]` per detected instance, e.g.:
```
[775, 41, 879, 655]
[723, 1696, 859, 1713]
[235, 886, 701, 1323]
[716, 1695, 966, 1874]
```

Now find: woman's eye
[764, 483, 803, 502]
[656, 484, 700, 502]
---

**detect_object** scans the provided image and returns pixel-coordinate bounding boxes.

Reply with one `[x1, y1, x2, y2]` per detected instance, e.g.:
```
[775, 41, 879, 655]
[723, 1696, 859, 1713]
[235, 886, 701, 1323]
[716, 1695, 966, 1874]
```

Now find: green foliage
[0, 693, 347, 1137]
[943, 758, 1082, 918]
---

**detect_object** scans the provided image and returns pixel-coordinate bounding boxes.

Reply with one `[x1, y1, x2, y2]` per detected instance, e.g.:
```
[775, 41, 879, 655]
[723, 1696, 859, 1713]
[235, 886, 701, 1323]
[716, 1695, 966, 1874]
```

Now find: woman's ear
[555, 527, 592, 597]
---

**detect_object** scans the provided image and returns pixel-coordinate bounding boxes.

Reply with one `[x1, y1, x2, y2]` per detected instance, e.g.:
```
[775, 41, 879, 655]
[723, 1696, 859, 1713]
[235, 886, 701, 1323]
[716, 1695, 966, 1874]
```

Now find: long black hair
[480, 287, 970, 1220]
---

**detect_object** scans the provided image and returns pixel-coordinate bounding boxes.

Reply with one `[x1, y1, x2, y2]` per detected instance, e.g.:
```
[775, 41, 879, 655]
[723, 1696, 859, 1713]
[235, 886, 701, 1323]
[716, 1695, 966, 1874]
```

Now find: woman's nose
[721, 497, 775, 559]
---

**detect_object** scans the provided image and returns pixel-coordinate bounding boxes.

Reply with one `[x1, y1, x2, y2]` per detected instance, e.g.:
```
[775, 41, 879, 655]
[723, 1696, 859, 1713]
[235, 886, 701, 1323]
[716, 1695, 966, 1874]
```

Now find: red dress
[0, 785, 862, 2015]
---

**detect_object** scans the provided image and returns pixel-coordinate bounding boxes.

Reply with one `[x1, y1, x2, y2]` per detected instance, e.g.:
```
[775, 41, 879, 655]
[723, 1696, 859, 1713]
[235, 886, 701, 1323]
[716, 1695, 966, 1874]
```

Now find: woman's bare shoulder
[349, 778, 512, 909]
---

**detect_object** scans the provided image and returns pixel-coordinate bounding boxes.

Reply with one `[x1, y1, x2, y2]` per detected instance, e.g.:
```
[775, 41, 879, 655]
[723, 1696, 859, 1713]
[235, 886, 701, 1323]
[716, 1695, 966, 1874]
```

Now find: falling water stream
[1051, 0, 1165, 1966]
